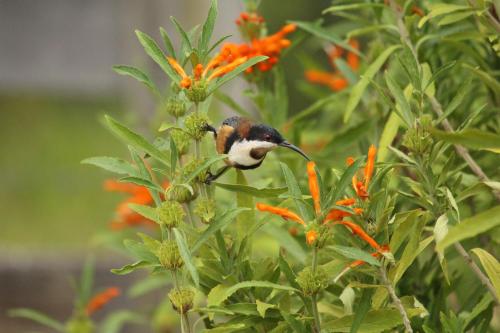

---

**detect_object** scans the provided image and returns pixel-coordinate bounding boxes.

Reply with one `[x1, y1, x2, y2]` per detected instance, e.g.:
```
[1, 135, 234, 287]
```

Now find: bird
[204, 116, 309, 183]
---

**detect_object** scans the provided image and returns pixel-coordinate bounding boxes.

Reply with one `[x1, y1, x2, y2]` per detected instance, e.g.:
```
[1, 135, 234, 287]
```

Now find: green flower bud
[402, 115, 433, 155]
[157, 240, 183, 270]
[166, 97, 187, 118]
[66, 315, 95, 333]
[171, 129, 191, 156]
[194, 198, 216, 224]
[166, 184, 198, 203]
[184, 112, 210, 141]
[168, 287, 195, 314]
[181, 158, 208, 184]
[157, 200, 185, 228]
[296, 266, 329, 296]
[186, 80, 208, 103]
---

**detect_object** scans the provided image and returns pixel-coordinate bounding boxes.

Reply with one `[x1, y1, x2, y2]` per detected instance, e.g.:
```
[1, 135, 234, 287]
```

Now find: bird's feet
[204, 171, 216, 185]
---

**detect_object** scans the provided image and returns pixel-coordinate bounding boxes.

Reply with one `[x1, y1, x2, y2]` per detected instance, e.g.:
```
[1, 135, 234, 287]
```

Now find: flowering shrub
[11, 0, 500, 332]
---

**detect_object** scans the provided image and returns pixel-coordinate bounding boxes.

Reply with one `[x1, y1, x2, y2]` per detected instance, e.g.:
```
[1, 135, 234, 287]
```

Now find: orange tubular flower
[307, 161, 321, 215]
[346, 145, 377, 200]
[305, 39, 360, 91]
[105, 180, 168, 230]
[256, 203, 305, 225]
[86, 287, 120, 316]
[335, 220, 382, 252]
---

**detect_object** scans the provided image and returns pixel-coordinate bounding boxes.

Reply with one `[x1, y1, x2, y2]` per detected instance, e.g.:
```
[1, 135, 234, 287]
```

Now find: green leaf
[385, 73, 413, 126]
[135, 30, 179, 83]
[8, 308, 65, 332]
[350, 288, 374, 333]
[208, 281, 298, 306]
[397, 46, 421, 91]
[184, 154, 227, 184]
[323, 308, 422, 332]
[292, 20, 361, 56]
[262, 222, 307, 263]
[159, 27, 176, 58]
[170, 135, 178, 178]
[288, 93, 339, 124]
[235, 170, 255, 239]
[169, 17, 193, 59]
[329, 245, 381, 266]
[280, 162, 312, 221]
[119, 176, 163, 193]
[112, 65, 160, 96]
[123, 239, 159, 263]
[173, 228, 200, 287]
[433, 214, 450, 283]
[471, 248, 500, 301]
[437, 10, 474, 25]
[191, 208, 250, 253]
[199, 0, 217, 54]
[256, 299, 275, 318]
[325, 158, 364, 208]
[429, 128, 500, 153]
[81, 156, 138, 176]
[105, 115, 170, 165]
[436, 205, 500, 252]
[344, 45, 401, 122]
[394, 235, 434, 284]
[418, 4, 471, 28]
[214, 182, 287, 198]
[463, 64, 500, 95]
[79, 256, 95, 305]
[214, 91, 252, 117]
[208, 56, 268, 94]
[98, 310, 145, 333]
[323, 3, 385, 14]
[111, 261, 152, 275]
[378, 111, 402, 162]
[128, 203, 161, 224]
[281, 311, 308, 333]
[436, 77, 471, 123]
[423, 61, 456, 94]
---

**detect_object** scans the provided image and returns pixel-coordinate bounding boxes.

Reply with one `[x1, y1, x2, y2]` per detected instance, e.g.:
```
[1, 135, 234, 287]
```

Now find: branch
[388, 0, 500, 202]
[454, 243, 499, 304]
[379, 266, 413, 333]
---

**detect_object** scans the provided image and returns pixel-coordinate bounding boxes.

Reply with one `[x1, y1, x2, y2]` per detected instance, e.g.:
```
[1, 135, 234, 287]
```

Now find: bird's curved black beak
[279, 141, 310, 160]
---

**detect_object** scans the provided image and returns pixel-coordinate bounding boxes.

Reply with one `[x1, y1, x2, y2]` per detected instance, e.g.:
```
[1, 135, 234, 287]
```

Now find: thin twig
[379, 266, 414, 333]
[454, 242, 499, 304]
[387, 0, 500, 202]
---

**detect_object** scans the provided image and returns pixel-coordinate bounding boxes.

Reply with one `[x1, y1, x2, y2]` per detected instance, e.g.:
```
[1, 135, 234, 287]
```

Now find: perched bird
[204, 116, 309, 182]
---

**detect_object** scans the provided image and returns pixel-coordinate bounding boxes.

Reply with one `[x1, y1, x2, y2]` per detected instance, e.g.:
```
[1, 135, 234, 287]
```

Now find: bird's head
[247, 124, 310, 160]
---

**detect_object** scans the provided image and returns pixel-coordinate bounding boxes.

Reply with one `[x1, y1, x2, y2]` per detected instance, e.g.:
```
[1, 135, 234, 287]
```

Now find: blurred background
[0, 0, 328, 331]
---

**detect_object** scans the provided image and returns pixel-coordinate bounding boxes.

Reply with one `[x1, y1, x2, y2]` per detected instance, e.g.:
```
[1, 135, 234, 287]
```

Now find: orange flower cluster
[105, 180, 167, 230]
[220, 23, 296, 73]
[305, 39, 360, 91]
[86, 287, 120, 316]
[168, 54, 248, 89]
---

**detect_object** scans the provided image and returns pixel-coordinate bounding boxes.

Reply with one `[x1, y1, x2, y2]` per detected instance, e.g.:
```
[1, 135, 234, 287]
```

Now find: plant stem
[311, 247, 321, 333]
[454, 242, 499, 304]
[379, 266, 413, 333]
[183, 313, 192, 333]
[387, 0, 500, 202]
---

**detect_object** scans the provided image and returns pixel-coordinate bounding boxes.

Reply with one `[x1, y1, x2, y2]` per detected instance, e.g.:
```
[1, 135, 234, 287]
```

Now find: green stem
[311, 247, 321, 333]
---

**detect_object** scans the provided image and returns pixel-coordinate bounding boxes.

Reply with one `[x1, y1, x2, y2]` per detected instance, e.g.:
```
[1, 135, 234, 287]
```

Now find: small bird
[204, 116, 309, 183]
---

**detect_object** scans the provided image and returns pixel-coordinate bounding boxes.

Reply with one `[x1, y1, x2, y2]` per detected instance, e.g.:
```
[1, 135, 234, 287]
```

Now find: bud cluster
[296, 266, 329, 296]
[157, 200, 185, 228]
[168, 287, 195, 314]
[184, 112, 210, 141]
[157, 240, 184, 271]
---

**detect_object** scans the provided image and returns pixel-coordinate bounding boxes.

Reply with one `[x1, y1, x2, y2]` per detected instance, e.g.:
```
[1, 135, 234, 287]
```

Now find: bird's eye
[264, 134, 271, 141]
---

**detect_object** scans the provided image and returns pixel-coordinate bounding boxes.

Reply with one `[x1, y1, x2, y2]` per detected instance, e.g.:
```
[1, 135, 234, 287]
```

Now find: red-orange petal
[364, 145, 377, 188]
[335, 220, 382, 252]
[167, 57, 188, 79]
[306, 161, 321, 215]
[207, 56, 248, 81]
[256, 203, 305, 225]
[86, 287, 120, 316]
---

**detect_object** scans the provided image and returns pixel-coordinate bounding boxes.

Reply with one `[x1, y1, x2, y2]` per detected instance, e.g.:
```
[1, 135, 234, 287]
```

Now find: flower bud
[157, 240, 183, 271]
[194, 198, 216, 224]
[181, 158, 209, 184]
[66, 315, 95, 333]
[171, 129, 191, 156]
[296, 266, 329, 296]
[402, 115, 433, 155]
[157, 200, 185, 228]
[166, 97, 187, 118]
[168, 287, 195, 314]
[166, 184, 198, 203]
[186, 79, 208, 103]
[184, 112, 210, 141]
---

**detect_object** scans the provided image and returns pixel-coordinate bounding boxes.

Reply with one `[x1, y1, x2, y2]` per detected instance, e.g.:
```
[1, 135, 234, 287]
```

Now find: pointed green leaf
[208, 56, 268, 94]
[208, 281, 298, 306]
[111, 261, 152, 275]
[173, 228, 200, 287]
[81, 156, 138, 176]
[112, 65, 160, 96]
[8, 309, 65, 332]
[159, 27, 176, 58]
[199, 0, 218, 54]
[429, 128, 500, 153]
[471, 248, 500, 301]
[213, 182, 287, 198]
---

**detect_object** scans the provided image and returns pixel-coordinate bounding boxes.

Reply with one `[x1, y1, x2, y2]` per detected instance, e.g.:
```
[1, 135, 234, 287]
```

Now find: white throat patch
[228, 139, 276, 167]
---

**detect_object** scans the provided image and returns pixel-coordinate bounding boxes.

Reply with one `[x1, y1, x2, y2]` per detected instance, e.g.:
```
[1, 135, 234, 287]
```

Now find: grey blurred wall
[0, 0, 242, 95]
